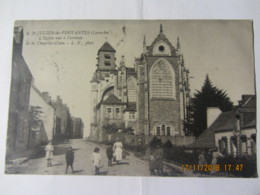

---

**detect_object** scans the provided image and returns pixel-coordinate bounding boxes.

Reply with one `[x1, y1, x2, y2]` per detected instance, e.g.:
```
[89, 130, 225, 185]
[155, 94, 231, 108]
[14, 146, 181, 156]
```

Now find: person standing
[45, 141, 54, 167]
[106, 143, 113, 166]
[91, 147, 101, 175]
[198, 150, 208, 175]
[113, 138, 123, 164]
[211, 148, 223, 165]
[65, 146, 74, 174]
[211, 148, 223, 174]
[198, 150, 207, 165]
[153, 144, 164, 176]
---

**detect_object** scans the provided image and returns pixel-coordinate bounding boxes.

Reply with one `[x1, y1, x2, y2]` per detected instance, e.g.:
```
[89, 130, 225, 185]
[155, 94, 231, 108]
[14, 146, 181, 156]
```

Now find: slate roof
[188, 106, 256, 149]
[102, 94, 125, 105]
[124, 102, 136, 112]
[98, 42, 116, 53]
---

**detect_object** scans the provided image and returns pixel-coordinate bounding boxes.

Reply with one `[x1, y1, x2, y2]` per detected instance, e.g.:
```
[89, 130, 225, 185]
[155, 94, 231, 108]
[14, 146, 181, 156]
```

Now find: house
[188, 95, 256, 156]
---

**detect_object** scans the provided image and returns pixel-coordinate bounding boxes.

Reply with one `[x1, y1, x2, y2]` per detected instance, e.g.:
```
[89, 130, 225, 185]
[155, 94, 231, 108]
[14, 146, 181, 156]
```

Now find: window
[106, 107, 112, 118]
[159, 45, 165, 52]
[251, 134, 256, 155]
[150, 59, 175, 99]
[115, 108, 120, 118]
[230, 136, 237, 156]
[127, 77, 137, 102]
[104, 54, 111, 59]
[104, 61, 111, 66]
[240, 135, 247, 155]
[129, 112, 135, 120]
[154, 123, 173, 136]
[162, 124, 165, 136]
[157, 126, 160, 136]
[166, 127, 171, 136]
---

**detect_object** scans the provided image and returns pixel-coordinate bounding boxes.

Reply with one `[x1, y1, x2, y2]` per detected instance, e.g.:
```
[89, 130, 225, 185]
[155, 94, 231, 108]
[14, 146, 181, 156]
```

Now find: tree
[188, 75, 234, 137]
[29, 106, 43, 126]
[28, 106, 43, 148]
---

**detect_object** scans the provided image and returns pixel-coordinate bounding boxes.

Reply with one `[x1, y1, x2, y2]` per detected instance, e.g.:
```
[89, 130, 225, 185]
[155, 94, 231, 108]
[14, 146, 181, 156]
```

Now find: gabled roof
[98, 42, 116, 53]
[102, 94, 125, 105]
[188, 107, 256, 149]
[239, 95, 256, 107]
[188, 111, 234, 149]
[146, 30, 177, 56]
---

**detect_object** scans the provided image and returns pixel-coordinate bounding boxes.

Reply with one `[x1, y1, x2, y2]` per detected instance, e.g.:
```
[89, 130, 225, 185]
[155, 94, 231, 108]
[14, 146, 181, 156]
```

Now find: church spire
[143, 35, 146, 54]
[120, 55, 125, 67]
[177, 36, 181, 50]
[160, 24, 163, 35]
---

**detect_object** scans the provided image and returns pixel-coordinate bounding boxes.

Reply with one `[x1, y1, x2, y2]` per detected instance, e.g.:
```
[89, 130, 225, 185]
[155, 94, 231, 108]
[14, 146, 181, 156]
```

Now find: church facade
[89, 25, 191, 142]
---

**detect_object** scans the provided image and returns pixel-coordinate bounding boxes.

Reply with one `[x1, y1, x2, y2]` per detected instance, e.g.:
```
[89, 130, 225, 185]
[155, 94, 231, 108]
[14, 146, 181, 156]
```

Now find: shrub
[164, 145, 199, 165]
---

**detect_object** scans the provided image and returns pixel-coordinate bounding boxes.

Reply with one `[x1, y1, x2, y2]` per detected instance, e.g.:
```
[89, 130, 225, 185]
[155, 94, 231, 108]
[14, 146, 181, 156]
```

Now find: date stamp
[181, 164, 244, 172]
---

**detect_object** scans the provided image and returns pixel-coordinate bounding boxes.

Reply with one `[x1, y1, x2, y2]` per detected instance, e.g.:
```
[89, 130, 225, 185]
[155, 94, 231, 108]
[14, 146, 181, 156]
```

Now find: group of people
[45, 141, 75, 174]
[198, 148, 223, 174]
[91, 138, 124, 175]
[44, 138, 124, 175]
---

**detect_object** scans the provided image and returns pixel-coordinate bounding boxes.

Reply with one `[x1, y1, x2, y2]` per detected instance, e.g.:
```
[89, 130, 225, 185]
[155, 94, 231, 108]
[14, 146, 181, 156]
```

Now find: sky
[15, 20, 255, 137]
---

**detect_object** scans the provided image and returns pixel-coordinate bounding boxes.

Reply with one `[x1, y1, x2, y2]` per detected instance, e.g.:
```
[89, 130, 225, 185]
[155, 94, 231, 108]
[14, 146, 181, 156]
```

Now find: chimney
[13, 26, 24, 53]
[42, 92, 51, 103]
[207, 107, 222, 128]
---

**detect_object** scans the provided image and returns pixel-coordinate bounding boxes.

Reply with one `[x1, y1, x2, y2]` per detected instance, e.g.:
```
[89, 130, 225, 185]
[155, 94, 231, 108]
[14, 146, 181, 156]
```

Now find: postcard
[5, 20, 257, 177]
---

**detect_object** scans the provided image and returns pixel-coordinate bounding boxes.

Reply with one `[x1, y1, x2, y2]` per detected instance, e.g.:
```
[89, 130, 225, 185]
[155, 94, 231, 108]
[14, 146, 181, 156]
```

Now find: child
[65, 146, 74, 174]
[149, 155, 156, 175]
[91, 147, 101, 175]
[106, 143, 113, 166]
[45, 141, 54, 167]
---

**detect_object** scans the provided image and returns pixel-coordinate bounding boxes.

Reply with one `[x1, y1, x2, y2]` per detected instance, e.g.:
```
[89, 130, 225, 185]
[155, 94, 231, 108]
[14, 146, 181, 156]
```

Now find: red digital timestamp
[181, 164, 244, 172]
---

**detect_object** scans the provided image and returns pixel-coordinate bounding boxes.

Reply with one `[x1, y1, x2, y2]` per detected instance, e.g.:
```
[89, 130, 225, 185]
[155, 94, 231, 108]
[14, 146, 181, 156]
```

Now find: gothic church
[89, 25, 190, 142]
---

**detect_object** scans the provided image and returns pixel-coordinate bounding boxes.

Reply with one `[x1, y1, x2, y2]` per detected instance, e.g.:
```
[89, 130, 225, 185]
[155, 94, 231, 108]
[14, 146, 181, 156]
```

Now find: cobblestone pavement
[5, 139, 189, 176]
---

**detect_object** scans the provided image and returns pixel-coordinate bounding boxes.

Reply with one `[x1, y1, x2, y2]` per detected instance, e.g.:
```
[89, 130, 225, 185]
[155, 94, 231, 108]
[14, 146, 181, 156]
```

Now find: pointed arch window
[150, 59, 176, 99]
[127, 77, 137, 102]
[154, 123, 174, 136]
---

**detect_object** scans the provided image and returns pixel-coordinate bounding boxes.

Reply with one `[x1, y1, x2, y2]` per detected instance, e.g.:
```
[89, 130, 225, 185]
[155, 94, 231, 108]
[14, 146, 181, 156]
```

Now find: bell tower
[96, 42, 116, 71]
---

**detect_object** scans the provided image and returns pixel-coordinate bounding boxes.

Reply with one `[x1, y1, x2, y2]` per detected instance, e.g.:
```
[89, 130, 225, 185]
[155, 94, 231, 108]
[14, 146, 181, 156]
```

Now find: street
[6, 139, 189, 176]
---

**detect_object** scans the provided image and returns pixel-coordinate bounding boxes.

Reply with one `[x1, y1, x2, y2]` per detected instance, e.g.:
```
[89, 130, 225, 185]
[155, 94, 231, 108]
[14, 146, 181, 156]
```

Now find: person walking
[113, 138, 123, 164]
[65, 146, 74, 174]
[106, 143, 113, 166]
[45, 141, 54, 167]
[91, 147, 101, 175]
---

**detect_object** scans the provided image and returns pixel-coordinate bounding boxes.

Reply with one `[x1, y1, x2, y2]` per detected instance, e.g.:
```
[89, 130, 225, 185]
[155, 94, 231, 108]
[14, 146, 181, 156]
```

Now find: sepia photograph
[5, 20, 257, 177]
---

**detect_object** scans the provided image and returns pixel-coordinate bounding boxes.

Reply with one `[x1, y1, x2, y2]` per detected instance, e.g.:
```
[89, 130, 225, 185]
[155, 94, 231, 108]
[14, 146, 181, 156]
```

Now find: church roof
[98, 42, 116, 53]
[146, 24, 177, 56]
[102, 94, 125, 105]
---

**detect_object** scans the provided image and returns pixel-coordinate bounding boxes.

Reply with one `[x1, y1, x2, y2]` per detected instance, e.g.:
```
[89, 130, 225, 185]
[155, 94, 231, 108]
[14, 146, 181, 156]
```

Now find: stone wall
[101, 132, 195, 147]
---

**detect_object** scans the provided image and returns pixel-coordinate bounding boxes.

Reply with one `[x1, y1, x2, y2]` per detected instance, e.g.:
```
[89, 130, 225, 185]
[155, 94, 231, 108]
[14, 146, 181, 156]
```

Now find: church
[89, 25, 191, 142]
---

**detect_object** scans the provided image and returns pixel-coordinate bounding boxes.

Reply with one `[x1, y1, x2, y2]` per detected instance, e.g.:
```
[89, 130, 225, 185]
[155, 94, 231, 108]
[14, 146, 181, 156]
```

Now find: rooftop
[98, 42, 116, 53]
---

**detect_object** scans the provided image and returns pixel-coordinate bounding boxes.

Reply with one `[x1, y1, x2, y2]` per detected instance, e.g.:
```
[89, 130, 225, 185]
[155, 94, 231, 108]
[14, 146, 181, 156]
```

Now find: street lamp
[233, 114, 242, 156]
